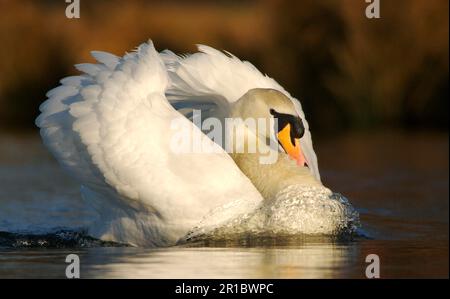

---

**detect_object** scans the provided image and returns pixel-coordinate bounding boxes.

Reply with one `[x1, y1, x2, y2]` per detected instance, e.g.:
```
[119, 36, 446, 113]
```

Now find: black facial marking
[270, 109, 305, 145]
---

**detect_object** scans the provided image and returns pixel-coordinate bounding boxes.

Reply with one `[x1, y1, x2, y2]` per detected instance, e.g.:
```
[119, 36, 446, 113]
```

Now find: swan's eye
[270, 108, 308, 167]
[269, 109, 305, 143]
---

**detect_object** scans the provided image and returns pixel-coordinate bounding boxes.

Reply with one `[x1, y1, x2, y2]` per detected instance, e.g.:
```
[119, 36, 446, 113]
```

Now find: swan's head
[231, 88, 308, 167]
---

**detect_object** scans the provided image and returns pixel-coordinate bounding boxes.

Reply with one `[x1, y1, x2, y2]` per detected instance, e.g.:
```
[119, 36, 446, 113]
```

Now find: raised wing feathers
[36, 41, 263, 246]
[162, 45, 321, 181]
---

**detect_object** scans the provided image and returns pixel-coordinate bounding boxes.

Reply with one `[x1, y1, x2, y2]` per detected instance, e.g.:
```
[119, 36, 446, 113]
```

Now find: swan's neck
[227, 121, 322, 200]
[231, 151, 321, 200]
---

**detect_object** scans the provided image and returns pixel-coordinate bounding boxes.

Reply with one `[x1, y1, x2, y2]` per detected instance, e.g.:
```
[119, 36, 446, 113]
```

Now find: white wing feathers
[36, 41, 262, 246]
[36, 41, 320, 246]
[161, 45, 320, 181]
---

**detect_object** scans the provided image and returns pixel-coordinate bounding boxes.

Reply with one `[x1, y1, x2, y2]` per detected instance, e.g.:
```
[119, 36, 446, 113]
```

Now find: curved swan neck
[230, 151, 322, 200]
[228, 88, 322, 200]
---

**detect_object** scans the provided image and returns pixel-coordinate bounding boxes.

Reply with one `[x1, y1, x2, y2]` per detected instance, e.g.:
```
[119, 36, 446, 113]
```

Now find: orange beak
[277, 123, 307, 166]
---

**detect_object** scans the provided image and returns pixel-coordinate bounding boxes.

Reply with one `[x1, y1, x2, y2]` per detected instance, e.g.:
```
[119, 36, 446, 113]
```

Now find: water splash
[182, 185, 360, 243]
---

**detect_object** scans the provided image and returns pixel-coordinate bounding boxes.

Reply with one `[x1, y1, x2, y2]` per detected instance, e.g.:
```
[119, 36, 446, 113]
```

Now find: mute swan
[36, 40, 358, 247]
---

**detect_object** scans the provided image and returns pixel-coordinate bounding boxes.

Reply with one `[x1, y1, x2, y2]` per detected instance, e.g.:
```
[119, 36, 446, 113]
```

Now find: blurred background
[0, 0, 448, 133]
[0, 0, 448, 278]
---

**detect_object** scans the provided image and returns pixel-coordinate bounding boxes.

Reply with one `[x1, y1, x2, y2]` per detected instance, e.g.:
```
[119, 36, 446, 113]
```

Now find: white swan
[36, 40, 357, 247]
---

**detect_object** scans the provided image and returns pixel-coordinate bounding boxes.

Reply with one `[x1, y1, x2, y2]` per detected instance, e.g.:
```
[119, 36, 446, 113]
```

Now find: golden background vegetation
[0, 0, 448, 133]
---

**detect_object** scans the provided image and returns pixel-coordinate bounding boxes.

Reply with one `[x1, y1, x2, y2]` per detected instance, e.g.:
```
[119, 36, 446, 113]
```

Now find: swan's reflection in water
[80, 239, 359, 278]
[2, 238, 448, 278]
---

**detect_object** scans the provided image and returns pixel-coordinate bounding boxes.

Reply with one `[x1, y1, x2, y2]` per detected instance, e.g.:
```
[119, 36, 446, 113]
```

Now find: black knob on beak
[292, 117, 305, 139]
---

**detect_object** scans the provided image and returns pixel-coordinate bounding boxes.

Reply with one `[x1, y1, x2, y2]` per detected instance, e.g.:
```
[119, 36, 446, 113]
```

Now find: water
[0, 131, 448, 278]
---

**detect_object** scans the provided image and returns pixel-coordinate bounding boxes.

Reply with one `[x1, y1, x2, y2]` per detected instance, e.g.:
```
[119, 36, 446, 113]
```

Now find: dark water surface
[0, 131, 448, 278]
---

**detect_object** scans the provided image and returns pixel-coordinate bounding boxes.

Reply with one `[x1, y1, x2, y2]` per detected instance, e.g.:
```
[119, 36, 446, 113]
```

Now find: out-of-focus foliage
[0, 0, 447, 132]
[331, 0, 449, 129]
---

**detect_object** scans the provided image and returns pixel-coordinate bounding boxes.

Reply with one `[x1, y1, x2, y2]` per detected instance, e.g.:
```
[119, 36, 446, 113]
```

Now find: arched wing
[36, 41, 263, 246]
[161, 45, 321, 181]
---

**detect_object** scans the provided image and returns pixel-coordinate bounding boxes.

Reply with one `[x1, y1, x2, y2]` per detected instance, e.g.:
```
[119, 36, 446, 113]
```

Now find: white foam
[183, 185, 360, 242]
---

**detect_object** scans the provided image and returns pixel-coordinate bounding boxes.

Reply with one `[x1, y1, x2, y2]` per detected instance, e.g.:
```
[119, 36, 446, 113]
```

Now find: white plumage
[162, 45, 320, 180]
[36, 41, 264, 246]
[36, 40, 341, 247]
